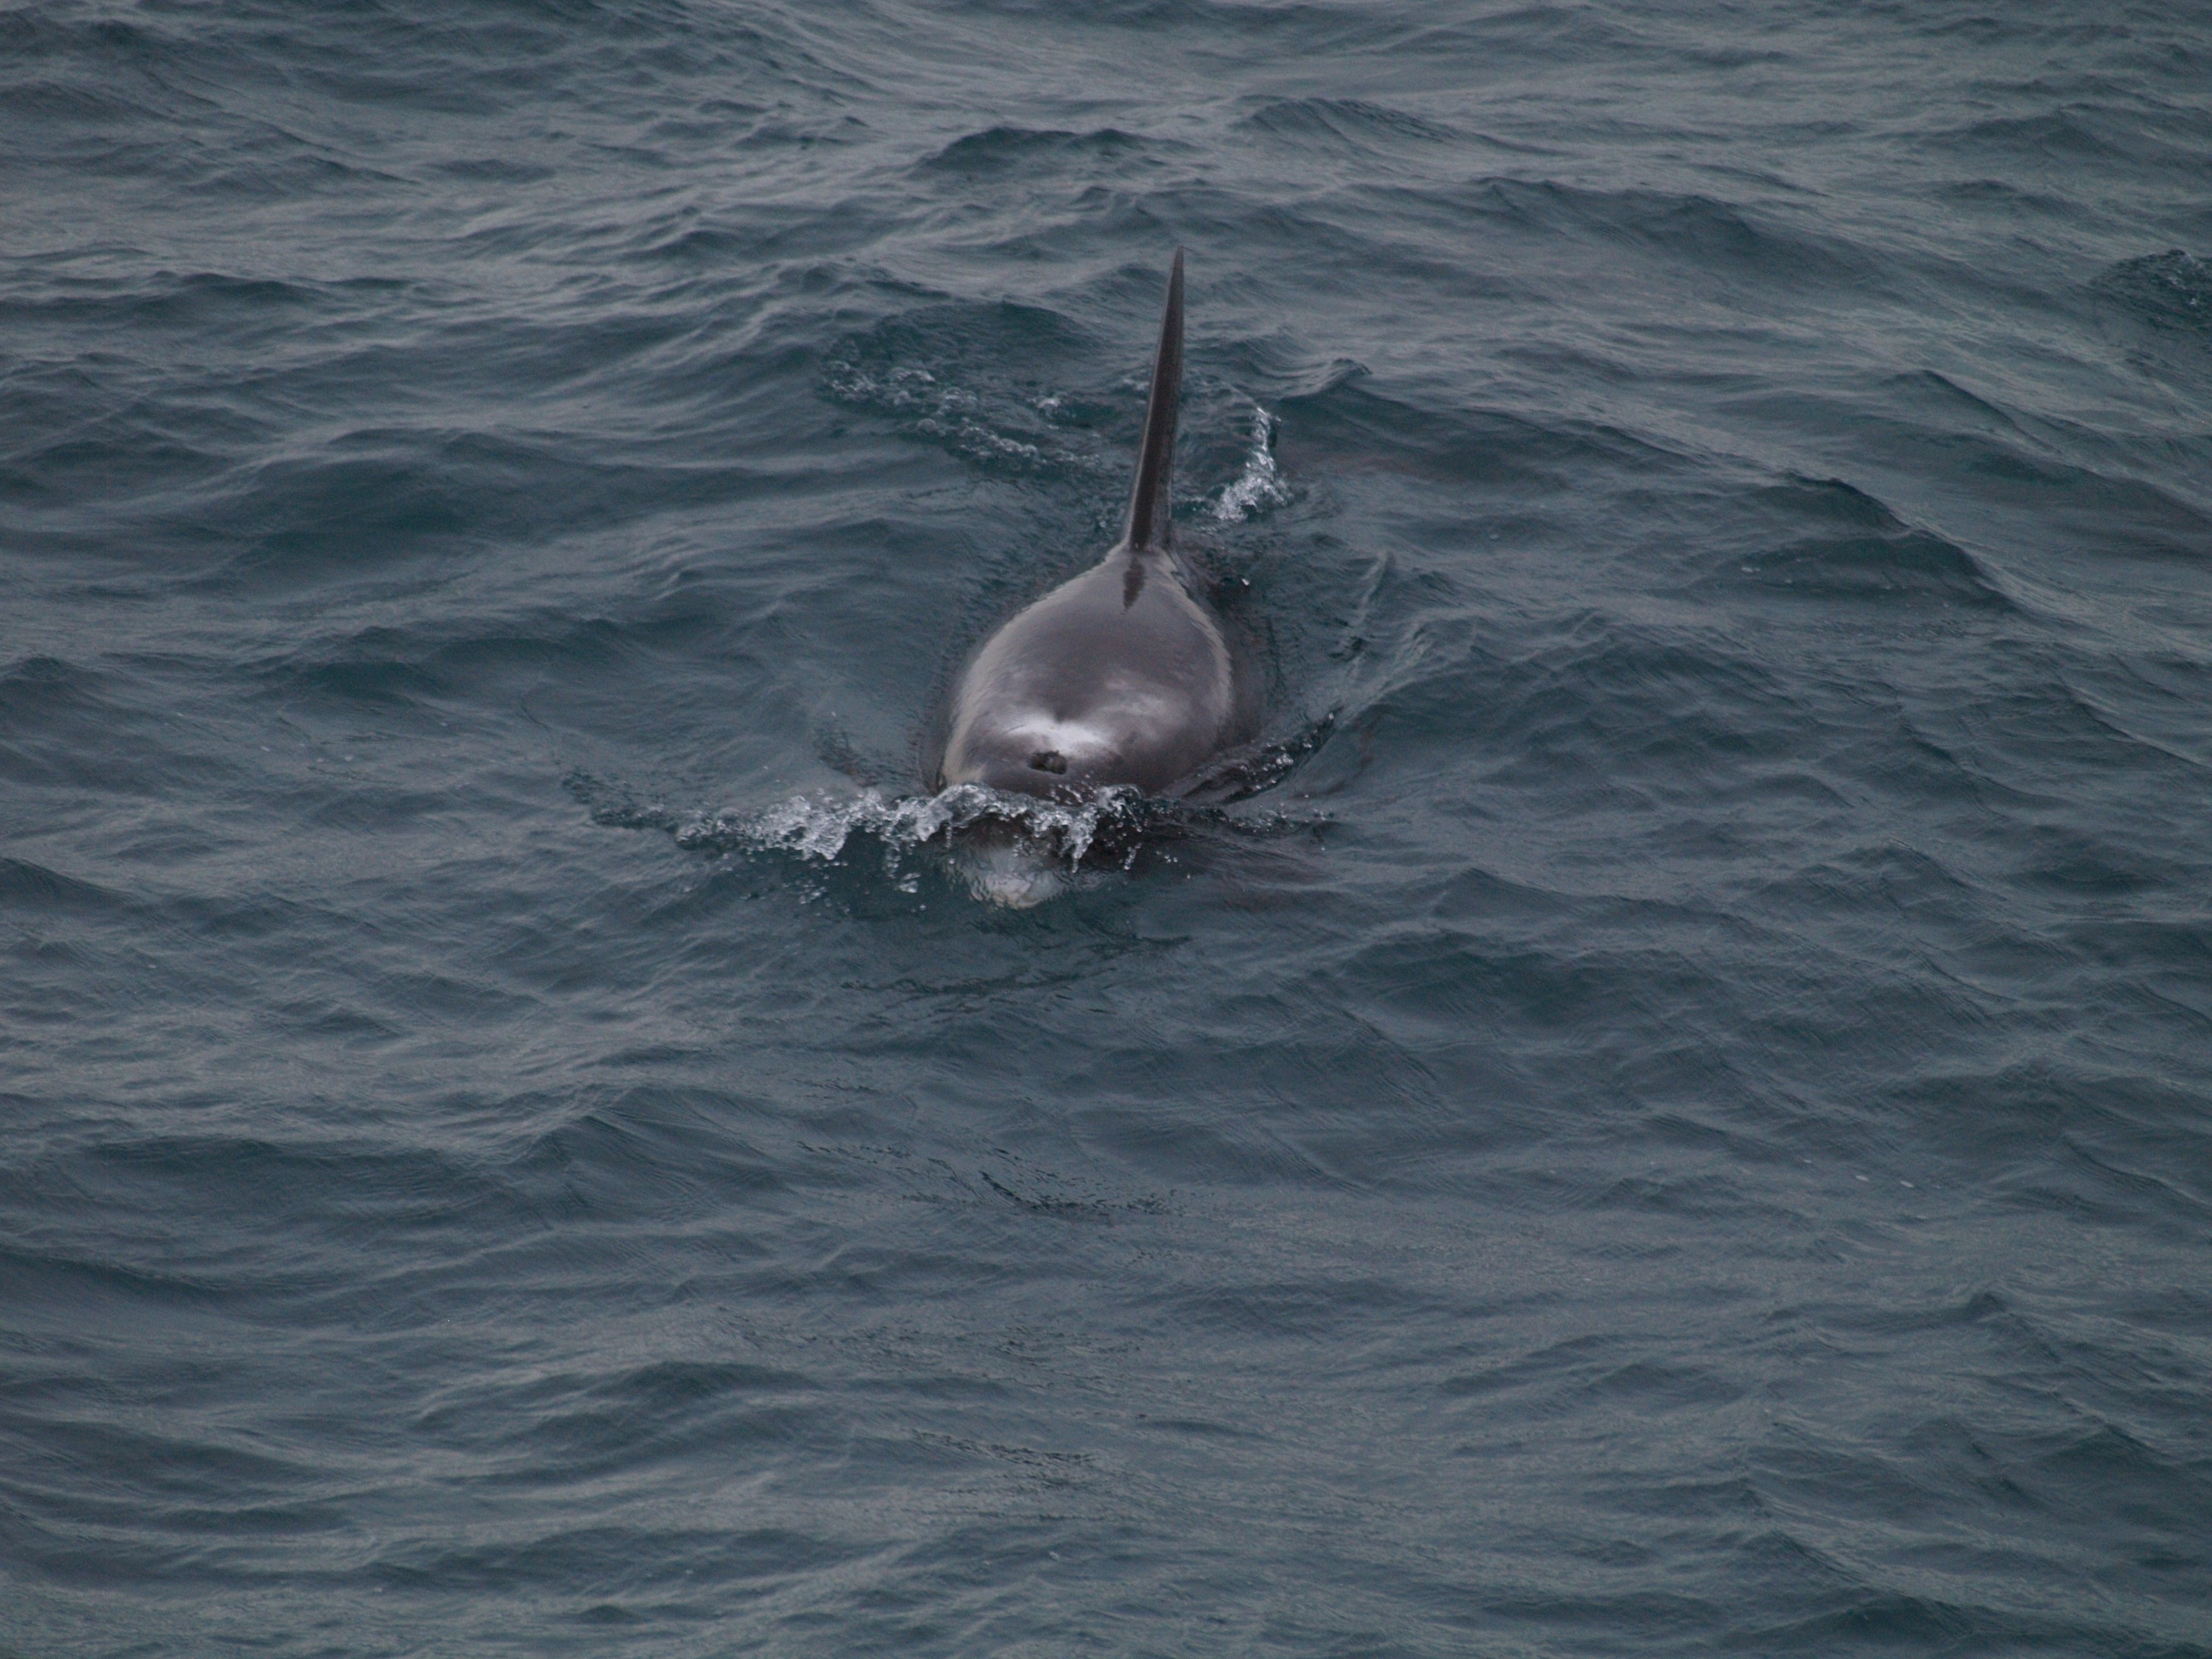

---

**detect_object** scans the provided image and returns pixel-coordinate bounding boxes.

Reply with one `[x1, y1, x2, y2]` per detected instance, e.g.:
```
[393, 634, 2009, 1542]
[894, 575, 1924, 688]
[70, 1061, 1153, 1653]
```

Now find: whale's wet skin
[928, 252, 1262, 903]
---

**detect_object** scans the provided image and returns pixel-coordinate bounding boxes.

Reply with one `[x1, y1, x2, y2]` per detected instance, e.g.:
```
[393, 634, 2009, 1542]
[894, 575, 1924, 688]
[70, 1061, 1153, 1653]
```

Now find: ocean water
[4, 1, 2211, 1654]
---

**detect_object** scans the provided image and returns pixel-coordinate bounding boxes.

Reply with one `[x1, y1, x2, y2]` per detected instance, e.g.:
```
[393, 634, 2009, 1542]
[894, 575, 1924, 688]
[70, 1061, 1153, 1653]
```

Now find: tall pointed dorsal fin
[1124, 249, 1184, 552]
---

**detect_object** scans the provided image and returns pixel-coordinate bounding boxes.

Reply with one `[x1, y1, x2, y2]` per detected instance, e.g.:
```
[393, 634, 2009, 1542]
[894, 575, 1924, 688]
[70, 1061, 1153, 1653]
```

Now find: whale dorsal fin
[1124, 249, 1184, 553]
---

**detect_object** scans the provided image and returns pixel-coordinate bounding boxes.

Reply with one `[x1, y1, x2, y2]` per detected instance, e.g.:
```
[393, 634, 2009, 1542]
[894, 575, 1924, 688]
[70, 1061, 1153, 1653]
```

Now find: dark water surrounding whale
[5, 1, 2211, 1653]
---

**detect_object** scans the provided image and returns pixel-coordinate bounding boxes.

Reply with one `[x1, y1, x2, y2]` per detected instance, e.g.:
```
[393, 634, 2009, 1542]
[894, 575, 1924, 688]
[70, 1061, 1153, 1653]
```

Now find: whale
[928, 250, 1258, 820]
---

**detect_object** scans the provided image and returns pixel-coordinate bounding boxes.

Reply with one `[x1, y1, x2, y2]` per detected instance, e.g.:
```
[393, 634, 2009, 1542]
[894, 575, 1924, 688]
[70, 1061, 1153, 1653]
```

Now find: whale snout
[964, 750, 1102, 803]
[942, 711, 1127, 801]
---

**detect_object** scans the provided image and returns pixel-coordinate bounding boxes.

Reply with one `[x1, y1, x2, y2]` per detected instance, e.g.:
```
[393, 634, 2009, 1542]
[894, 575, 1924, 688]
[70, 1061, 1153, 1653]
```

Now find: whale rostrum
[931, 251, 1258, 802]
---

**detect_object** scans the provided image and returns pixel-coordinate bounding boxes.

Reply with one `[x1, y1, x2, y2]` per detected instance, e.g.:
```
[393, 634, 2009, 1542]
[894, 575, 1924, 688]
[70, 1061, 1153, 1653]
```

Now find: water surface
[4, 1, 2211, 1653]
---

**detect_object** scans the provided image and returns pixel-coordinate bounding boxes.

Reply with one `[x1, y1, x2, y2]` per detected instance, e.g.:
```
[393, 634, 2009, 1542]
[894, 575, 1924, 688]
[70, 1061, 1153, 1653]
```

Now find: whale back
[935, 553, 1237, 797]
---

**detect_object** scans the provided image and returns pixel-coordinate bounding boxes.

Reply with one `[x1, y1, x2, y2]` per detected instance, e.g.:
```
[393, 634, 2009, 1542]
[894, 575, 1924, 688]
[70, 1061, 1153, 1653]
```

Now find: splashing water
[573, 714, 1335, 908]
[620, 782, 1151, 907]
[1214, 404, 1292, 520]
[720, 782, 1127, 858]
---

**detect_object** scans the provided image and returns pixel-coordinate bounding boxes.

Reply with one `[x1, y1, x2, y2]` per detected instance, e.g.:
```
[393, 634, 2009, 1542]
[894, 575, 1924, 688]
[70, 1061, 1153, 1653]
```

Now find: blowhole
[1028, 749, 1069, 774]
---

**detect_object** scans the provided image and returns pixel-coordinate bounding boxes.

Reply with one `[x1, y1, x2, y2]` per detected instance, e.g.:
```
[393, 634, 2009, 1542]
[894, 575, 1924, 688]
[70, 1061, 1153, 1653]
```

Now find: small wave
[1213, 405, 1291, 521]
[915, 125, 1162, 176]
[2097, 249, 2212, 335]
[1458, 177, 1869, 287]
[1729, 475, 2013, 609]
[1235, 98, 1459, 150]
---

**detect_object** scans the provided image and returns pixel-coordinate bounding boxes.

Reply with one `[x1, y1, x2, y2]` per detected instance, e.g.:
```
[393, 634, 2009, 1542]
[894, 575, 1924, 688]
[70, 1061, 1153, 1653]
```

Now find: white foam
[1213, 404, 1291, 521]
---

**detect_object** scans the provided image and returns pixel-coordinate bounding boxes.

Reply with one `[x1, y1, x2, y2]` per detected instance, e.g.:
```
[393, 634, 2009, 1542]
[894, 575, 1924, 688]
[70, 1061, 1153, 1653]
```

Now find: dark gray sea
[5, 2, 2211, 1654]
